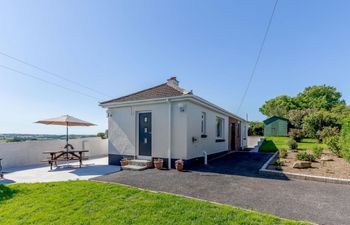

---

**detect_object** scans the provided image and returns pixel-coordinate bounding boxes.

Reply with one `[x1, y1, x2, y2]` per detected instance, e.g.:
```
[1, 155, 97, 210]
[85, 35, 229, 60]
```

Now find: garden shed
[263, 116, 288, 136]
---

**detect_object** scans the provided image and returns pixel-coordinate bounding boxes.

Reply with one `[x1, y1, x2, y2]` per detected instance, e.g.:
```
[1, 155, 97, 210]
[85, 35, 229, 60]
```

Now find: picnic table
[43, 150, 89, 170]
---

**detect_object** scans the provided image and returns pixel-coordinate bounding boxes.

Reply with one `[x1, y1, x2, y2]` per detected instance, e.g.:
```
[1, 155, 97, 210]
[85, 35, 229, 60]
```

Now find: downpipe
[203, 151, 208, 165]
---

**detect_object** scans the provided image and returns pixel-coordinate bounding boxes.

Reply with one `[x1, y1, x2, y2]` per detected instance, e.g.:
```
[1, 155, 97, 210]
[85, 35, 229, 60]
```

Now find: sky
[0, 0, 350, 135]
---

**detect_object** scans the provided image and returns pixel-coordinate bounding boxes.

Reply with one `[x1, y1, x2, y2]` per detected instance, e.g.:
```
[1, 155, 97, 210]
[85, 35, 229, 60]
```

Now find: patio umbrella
[36, 115, 96, 147]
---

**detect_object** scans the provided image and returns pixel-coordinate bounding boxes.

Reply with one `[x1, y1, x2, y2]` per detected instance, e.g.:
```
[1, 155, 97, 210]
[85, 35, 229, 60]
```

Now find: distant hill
[0, 134, 96, 142]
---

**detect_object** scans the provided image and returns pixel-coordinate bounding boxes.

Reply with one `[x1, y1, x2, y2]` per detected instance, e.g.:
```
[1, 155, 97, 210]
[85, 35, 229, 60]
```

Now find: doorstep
[122, 165, 149, 171]
[122, 159, 152, 171]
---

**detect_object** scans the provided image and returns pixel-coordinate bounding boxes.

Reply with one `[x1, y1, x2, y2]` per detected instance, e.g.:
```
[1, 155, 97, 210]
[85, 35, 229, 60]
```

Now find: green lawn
[0, 181, 309, 225]
[260, 136, 326, 152]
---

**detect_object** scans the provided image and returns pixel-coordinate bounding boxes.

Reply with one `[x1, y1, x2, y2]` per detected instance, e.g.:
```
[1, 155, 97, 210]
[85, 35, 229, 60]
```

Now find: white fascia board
[99, 96, 183, 108]
[188, 95, 246, 122]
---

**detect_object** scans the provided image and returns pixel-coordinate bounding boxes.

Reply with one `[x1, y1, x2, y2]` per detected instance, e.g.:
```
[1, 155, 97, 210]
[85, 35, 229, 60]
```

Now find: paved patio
[94, 152, 350, 225]
[1, 157, 120, 184]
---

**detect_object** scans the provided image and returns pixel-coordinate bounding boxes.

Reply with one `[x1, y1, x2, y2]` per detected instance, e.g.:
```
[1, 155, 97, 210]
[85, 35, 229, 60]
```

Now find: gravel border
[259, 151, 350, 185]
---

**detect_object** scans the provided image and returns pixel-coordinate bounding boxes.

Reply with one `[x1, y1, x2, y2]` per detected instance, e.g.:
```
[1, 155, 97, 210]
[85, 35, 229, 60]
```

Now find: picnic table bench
[42, 150, 89, 170]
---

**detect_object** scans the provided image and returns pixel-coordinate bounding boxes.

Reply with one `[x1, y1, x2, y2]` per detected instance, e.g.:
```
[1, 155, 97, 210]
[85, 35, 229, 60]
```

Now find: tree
[248, 121, 264, 136]
[260, 85, 347, 140]
[287, 109, 315, 129]
[302, 110, 339, 139]
[331, 104, 350, 120]
[295, 85, 345, 110]
[259, 95, 297, 118]
[97, 132, 107, 139]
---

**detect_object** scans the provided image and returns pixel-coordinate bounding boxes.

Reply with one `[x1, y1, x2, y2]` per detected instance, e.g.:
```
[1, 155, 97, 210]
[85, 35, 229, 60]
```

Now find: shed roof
[263, 116, 289, 125]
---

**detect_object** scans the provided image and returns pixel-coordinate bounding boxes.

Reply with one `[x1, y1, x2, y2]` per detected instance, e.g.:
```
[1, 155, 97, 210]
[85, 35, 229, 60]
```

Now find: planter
[175, 159, 184, 171]
[154, 159, 164, 170]
[120, 159, 128, 167]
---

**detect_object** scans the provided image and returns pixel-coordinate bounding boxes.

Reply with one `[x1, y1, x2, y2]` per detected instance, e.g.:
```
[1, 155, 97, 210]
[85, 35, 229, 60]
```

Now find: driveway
[93, 152, 350, 225]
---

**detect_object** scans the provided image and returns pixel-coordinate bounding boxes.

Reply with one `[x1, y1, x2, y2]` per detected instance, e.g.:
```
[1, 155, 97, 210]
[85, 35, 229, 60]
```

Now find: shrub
[312, 146, 323, 159]
[302, 110, 339, 139]
[324, 135, 341, 157]
[296, 151, 316, 162]
[248, 121, 264, 136]
[279, 148, 287, 158]
[288, 139, 298, 150]
[288, 128, 304, 142]
[274, 159, 285, 166]
[340, 118, 350, 162]
[317, 127, 339, 143]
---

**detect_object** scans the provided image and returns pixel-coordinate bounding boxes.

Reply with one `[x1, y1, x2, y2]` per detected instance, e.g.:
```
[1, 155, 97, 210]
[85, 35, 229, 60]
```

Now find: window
[201, 112, 206, 135]
[216, 117, 224, 139]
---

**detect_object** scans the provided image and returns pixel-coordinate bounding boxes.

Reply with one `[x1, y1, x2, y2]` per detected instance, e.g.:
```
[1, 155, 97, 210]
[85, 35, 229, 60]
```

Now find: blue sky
[1, 0, 349, 134]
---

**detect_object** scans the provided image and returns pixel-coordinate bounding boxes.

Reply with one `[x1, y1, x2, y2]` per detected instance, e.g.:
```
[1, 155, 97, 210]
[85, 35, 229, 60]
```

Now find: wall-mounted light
[106, 111, 112, 118]
[178, 103, 186, 112]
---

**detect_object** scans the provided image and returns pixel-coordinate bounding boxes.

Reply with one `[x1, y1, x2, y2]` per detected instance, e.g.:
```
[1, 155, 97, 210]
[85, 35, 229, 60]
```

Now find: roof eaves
[263, 116, 288, 124]
[100, 92, 246, 122]
[189, 95, 246, 122]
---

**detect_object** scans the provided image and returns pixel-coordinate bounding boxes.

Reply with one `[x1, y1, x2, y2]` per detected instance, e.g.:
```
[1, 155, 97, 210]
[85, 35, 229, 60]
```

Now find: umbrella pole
[66, 124, 69, 146]
[66, 124, 69, 165]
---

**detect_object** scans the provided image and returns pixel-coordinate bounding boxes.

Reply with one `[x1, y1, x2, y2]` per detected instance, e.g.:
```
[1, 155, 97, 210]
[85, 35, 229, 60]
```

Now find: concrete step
[122, 165, 148, 171]
[128, 159, 152, 168]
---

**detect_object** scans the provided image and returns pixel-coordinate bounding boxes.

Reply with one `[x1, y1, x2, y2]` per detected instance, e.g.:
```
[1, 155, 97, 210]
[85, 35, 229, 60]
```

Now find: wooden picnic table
[43, 150, 89, 170]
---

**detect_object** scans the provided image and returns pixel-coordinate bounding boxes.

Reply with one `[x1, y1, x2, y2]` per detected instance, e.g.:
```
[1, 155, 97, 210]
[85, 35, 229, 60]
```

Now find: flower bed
[267, 150, 350, 180]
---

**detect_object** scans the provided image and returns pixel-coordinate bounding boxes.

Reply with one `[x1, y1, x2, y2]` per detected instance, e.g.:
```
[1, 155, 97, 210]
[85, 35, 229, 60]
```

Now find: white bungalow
[100, 77, 248, 168]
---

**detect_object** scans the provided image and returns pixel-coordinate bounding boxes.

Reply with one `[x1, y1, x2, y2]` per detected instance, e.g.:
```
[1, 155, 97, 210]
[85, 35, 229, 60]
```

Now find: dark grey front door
[139, 112, 152, 156]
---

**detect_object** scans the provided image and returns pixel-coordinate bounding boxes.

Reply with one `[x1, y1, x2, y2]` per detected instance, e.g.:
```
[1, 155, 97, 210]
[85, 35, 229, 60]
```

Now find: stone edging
[259, 151, 350, 185]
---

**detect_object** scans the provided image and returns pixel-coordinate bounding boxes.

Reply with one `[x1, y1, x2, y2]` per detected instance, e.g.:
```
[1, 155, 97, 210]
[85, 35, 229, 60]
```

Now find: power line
[236, 0, 279, 114]
[0, 51, 112, 98]
[0, 64, 100, 100]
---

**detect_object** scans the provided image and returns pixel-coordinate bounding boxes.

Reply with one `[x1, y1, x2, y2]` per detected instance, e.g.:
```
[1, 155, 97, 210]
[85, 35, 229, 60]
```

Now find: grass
[260, 136, 326, 153]
[0, 181, 310, 225]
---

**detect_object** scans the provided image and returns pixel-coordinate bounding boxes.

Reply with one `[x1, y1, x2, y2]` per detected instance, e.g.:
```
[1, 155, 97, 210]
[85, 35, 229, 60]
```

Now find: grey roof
[263, 116, 289, 125]
[100, 82, 192, 104]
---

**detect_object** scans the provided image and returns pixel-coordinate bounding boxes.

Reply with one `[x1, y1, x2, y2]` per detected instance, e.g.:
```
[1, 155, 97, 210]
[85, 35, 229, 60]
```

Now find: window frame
[216, 117, 225, 140]
[201, 112, 207, 135]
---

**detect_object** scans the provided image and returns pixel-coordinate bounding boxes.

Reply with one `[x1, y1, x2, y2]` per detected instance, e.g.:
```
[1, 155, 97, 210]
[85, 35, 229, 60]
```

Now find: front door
[139, 112, 152, 156]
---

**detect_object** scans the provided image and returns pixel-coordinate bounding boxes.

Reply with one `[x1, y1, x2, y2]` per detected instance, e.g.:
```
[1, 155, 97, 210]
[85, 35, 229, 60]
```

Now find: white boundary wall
[0, 137, 107, 169]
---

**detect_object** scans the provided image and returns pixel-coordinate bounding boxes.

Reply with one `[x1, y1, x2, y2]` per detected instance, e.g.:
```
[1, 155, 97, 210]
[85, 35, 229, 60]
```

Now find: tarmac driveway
[93, 152, 350, 225]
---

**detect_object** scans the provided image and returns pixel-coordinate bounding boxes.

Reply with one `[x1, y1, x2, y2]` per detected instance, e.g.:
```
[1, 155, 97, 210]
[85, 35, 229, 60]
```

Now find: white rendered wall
[106, 100, 244, 161]
[108, 102, 188, 159]
[185, 102, 229, 159]
[0, 137, 107, 169]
